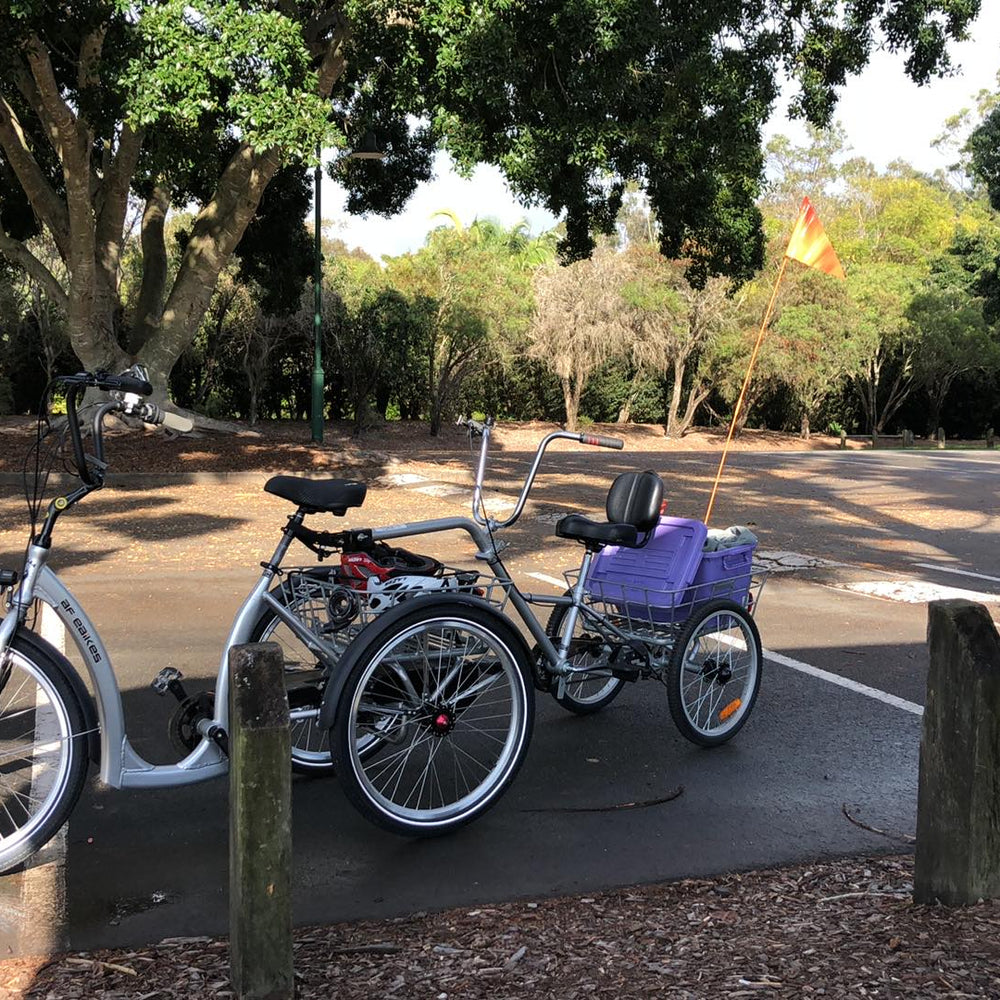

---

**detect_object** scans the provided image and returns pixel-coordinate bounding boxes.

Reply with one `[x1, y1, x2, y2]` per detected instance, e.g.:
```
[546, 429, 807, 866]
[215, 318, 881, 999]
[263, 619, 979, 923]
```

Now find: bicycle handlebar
[457, 416, 493, 437]
[576, 432, 624, 450]
[55, 367, 193, 487]
[468, 421, 628, 531]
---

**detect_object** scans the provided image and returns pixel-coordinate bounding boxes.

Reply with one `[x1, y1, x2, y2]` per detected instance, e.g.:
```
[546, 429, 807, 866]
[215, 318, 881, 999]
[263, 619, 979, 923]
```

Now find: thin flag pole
[704, 255, 790, 525]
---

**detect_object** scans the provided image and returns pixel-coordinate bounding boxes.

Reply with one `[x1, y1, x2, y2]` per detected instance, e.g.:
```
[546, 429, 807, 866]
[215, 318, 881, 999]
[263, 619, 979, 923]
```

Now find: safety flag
[785, 196, 845, 279]
[703, 195, 844, 523]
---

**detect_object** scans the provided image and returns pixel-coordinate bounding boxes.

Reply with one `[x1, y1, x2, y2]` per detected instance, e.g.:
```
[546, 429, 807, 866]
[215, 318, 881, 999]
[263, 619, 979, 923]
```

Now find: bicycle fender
[11, 625, 102, 765]
[317, 593, 532, 733]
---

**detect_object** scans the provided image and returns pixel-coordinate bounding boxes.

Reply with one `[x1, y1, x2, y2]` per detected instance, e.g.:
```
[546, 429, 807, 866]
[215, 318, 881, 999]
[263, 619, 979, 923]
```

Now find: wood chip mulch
[2, 854, 998, 999]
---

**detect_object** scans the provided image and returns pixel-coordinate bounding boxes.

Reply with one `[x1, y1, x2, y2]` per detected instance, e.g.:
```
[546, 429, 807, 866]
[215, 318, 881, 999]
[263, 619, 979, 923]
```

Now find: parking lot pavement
[1, 448, 998, 952]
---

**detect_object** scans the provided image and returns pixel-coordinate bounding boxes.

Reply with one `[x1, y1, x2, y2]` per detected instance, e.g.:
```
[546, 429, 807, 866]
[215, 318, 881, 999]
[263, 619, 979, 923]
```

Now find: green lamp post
[310, 132, 384, 444]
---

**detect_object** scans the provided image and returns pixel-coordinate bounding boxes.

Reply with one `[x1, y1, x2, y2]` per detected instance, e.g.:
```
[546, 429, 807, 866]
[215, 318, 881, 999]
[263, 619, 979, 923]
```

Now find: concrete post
[229, 643, 293, 1000]
[914, 600, 1000, 905]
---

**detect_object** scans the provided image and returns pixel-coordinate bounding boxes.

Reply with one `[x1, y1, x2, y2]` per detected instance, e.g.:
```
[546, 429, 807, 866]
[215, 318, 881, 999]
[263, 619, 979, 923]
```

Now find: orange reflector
[719, 698, 742, 722]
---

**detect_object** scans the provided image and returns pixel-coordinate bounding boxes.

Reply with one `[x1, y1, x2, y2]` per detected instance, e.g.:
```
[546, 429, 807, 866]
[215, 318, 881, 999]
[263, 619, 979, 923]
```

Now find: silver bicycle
[0, 367, 372, 872]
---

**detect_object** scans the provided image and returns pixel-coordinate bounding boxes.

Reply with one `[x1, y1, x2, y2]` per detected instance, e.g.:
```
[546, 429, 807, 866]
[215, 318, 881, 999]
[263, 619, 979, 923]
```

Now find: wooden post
[839, 430, 847, 450]
[936, 427, 946, 449]
[229, 642, 294, 1000]
[914, 600, 1000, 905]
[987, 427, 995, 450]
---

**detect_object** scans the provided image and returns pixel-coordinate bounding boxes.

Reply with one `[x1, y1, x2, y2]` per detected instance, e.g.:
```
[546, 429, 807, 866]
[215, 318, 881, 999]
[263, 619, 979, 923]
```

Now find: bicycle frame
[0, 512, 351, 789]
[364, 422, 632, 677]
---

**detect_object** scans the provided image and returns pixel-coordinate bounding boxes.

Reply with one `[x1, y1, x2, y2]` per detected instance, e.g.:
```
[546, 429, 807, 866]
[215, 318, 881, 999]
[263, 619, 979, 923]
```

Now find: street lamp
[311, 131, 384, 444]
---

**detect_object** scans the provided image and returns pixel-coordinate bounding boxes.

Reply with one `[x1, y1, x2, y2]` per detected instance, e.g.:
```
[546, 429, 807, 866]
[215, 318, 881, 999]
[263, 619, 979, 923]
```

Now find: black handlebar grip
[110, 375, 153, 396]
[578, 433, 624, 450]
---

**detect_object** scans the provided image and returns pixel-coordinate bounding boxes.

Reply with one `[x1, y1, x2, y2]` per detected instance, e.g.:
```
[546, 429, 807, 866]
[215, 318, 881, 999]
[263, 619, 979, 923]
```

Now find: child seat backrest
[606, 470, 663, 532]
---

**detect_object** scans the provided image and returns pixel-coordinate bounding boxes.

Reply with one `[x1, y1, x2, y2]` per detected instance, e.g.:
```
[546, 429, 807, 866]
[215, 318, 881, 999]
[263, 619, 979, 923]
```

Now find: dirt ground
[1, 416, 998, 998]
[3, 855, 998, 999]
[0, 417, 869, 479]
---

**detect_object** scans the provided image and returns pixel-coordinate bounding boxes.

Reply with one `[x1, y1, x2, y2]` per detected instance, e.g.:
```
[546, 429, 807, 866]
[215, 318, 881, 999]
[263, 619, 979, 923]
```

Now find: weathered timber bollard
[839, 430, 847, 450]
[902, 429, 914, 448]
[229, 642, 293, 1000]
[987, 427, 995, 450]
[936, 427, 946, 449]
[914, 600, 1000, 905]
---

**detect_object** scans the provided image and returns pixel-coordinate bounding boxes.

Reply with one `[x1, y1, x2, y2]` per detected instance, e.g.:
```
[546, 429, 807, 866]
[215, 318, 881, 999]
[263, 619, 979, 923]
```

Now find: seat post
[556, 548, 596, 662]
[260, 508, 307, 574]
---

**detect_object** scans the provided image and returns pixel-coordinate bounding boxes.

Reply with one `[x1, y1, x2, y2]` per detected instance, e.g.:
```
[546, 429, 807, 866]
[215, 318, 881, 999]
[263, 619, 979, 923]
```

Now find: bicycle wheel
[545, 597, 625, 715]
[250, 570, 364, 775]
[666, 598, 762, 747]
[330, 601, 534, 836]
[0, 633, 89, 873]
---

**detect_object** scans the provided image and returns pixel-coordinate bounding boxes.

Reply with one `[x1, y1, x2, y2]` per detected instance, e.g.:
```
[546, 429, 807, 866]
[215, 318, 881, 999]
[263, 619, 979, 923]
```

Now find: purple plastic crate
[586, 517, 757, 624]
[586, 517, 707, 623]
[683, 543, 755, 608]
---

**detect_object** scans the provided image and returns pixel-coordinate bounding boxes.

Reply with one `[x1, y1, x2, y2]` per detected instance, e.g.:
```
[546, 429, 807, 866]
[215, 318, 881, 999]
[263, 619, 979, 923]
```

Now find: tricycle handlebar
[469, 424, 626, 531]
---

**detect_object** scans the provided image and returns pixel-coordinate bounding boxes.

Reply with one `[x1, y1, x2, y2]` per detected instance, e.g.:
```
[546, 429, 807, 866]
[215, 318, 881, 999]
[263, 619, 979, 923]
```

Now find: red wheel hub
[431, 709, 454, 735]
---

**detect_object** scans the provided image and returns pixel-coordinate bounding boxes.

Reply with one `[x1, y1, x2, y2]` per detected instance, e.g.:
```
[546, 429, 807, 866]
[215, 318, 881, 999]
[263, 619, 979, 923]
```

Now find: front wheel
[666, 599, 762, 747]
[545, 598, 625, 715]
[330, 602, 535, 836]
[0, 633, 90, 873]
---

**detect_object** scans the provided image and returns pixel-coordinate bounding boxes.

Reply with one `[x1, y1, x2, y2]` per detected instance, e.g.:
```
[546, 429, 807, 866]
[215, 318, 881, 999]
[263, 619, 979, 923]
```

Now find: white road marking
[763, 647, 923, 716]
[713, 632, 923, 716]
[912, 563, 1000, 585]
[843, 580, 1000, 605]
[528, 572, 568, 589]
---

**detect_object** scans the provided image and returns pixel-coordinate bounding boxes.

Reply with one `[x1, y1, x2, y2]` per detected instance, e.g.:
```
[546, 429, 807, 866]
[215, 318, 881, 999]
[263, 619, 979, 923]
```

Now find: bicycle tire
[0, 631, 89, 873]
[329, 600, 535, 836]
[249, 569, 362, 775]
[545, 596, 625, 715]
[666, 598, 762, 747]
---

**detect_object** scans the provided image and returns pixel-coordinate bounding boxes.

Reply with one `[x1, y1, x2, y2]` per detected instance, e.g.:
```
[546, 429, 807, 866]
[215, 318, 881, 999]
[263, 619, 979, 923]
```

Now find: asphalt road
[1, 446, 998, 954]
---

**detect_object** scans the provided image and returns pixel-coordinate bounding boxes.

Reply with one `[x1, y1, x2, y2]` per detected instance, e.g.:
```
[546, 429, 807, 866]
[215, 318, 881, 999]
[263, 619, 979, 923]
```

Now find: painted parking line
[911, 563, 1000, 585]
[761, 647, 923, 716]
[528, 572, 568, 589]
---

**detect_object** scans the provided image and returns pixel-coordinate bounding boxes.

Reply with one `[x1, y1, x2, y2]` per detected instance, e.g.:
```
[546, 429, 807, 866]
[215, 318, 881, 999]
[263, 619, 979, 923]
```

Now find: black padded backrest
[606, 470, 663, 532]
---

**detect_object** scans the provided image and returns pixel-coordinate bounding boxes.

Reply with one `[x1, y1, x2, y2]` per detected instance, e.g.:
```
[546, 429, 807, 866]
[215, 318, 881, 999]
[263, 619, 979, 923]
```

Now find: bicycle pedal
[610, 665, 641, 682]
[152, 667, 186, 699]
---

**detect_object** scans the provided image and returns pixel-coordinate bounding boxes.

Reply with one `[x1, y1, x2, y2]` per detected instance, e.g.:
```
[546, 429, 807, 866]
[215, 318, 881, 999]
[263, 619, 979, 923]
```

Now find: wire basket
[566, 566, 768, 643]
[280, 565, 512, 640]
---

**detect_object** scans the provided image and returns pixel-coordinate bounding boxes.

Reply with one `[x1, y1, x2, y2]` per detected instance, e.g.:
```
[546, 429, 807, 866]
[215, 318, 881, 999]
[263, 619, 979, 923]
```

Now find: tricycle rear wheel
[666, 598, 761, 747]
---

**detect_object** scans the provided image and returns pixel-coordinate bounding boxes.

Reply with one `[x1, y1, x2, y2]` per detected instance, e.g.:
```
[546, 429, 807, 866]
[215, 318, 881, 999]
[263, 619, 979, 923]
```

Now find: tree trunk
[560, 376, 579, 431]
[664, 355, 688, 437]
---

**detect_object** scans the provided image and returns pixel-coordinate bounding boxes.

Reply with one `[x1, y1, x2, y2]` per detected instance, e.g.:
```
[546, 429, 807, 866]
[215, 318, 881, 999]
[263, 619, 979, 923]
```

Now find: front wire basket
[278, 565, 513, 651]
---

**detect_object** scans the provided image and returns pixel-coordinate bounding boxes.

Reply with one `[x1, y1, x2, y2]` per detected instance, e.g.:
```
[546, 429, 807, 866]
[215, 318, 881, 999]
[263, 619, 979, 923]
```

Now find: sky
[323, 6, 1000, 262]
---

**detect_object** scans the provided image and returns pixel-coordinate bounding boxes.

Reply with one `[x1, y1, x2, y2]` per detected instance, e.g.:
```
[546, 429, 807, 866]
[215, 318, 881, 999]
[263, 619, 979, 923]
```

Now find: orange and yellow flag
[785, 196, 845, 279]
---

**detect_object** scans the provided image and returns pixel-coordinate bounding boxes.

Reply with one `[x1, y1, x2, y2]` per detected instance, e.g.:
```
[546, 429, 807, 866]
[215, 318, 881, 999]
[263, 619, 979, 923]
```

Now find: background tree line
[0, 0, 984, 431]
[6, 98, 1000, 442]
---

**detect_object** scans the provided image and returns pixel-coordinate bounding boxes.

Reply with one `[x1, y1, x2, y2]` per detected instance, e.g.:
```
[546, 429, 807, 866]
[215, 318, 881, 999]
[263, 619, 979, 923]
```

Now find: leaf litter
[2, 855, 998, 999]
